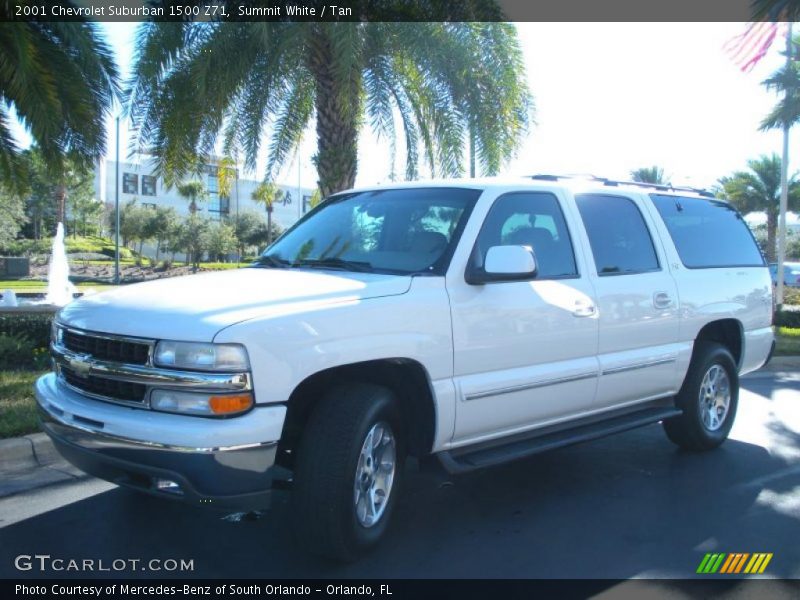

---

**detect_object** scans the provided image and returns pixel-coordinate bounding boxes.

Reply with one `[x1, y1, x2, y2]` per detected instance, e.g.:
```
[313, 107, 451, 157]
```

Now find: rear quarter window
[650, 194, 765, 268]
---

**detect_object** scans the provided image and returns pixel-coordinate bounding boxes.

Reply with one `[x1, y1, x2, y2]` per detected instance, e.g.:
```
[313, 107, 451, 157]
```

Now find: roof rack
[527, 174, 715, 198]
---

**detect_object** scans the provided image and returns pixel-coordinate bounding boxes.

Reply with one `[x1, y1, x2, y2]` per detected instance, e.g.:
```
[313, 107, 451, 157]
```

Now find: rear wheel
[663, 341, 738, 451]
[292, 383, 405, 561]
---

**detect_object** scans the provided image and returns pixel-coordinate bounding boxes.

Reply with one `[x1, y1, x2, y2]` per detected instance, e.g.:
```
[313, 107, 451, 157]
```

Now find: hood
[57, 268, 412, 341]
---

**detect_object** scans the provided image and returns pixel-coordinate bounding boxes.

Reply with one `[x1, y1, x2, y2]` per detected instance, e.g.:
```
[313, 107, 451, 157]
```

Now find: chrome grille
[51, 327, 251, 410]
[61, 367, 147, 404]
[63, 329, 150, 365]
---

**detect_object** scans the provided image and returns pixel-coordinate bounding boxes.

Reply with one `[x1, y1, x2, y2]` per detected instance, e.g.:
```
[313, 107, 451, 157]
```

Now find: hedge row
[775, 309, 800, 329]
[0, 312, 53, 349]
[1, 236, 134, 259]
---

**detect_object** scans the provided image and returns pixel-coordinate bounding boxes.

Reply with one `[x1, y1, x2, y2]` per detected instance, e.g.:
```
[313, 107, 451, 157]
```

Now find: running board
[438, 406, 682, 474]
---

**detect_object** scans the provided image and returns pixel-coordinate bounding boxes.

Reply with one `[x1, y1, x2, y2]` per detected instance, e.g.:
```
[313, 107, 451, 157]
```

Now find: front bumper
[35, 373, 287, 511]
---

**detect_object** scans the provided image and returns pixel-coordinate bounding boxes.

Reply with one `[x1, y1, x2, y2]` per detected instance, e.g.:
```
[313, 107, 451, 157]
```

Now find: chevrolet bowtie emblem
[68, 355, 92, 378]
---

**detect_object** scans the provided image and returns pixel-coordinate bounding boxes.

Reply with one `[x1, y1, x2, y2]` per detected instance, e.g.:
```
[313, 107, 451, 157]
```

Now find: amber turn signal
[209, 393, 253, 415]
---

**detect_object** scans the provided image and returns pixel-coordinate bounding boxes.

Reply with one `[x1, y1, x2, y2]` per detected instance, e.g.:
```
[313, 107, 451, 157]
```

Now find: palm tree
[752, 1, 800, 20]
[126, 19, 533, 196]
[630, 166, 669, 185]
[176, 180, 208, 214]
[216, 156, 237, 203]
[0, 14, 119, 197]
[251, 181, 282, 246]
[719, 154, 800, 262]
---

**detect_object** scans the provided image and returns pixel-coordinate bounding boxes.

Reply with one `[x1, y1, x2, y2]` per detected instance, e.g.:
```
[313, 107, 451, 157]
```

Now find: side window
[473, 192, 578, 279]
[576, 194, 660, 276]
[650, 194, 765, 268]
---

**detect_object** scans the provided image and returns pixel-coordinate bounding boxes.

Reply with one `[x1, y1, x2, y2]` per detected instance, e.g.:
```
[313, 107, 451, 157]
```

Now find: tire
[663, 341, 739, 451]
[291, 383, 405, 561]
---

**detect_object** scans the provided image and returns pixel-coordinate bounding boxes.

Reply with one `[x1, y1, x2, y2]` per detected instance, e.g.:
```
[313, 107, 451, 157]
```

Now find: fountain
[1, 289, 17, 307]
[0, 222, 78, 309]
[45, 222, 77, 306]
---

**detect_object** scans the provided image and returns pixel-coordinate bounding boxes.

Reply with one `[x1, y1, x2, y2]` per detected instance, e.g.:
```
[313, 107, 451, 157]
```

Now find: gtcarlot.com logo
[14, 554, 194, 573]
[697, 552, 773, 574]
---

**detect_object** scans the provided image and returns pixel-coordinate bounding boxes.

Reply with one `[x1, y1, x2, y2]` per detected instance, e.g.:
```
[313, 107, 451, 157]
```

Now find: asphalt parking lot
[1, 371, 798, 581]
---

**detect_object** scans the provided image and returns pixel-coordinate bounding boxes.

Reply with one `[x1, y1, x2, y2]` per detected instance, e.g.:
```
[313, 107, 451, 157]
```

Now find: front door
[448, 190, 600, 446]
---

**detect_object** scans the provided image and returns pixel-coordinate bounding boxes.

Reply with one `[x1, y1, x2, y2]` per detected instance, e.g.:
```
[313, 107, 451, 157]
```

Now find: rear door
[573, 192, 682, 409]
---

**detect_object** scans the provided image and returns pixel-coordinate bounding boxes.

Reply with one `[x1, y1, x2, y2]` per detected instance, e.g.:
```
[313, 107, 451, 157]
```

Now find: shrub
[100, 245, 133, 260]
[0, 238, 51, 256]
[775, 309, 800, 328]
[68, 252, 109, 261]
[0, 333, 37, 370]
[783, 287, 800, 306]
[0, 312, 53, 349]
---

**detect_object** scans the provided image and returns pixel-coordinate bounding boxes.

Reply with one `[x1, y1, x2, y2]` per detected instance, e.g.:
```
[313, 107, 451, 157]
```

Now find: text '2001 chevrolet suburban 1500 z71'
[36, 176, 775, 561]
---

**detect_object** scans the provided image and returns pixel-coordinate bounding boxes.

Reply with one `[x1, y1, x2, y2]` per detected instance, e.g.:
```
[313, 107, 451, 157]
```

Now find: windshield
[258, 187, 480, 275]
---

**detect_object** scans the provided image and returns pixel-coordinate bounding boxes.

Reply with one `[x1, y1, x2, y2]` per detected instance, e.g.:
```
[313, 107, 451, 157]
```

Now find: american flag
[724, 21, 788, 72]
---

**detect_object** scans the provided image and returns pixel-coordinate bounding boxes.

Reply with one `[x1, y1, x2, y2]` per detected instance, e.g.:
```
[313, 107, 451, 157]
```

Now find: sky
[10, 22, 798, 192]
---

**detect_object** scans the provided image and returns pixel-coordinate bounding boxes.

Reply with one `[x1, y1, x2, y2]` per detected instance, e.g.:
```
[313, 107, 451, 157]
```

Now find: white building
[95, 158, 315, 231]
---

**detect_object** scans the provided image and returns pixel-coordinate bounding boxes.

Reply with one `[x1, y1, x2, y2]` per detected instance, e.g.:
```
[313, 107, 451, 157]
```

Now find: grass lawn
[0, 280, 119, 292]
[0, 370, 43, 439]
[775, 327, 800, 356]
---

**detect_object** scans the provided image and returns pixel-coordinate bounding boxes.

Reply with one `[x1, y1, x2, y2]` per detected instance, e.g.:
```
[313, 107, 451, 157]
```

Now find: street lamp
[114, 113, 121, 285]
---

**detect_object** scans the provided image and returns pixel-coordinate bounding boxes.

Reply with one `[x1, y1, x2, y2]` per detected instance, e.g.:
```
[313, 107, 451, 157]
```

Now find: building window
[142, 175, 157, 196]
[208, 197, 230, 220]
[122, 173, 138, 195]
[206, 172, 219, 195]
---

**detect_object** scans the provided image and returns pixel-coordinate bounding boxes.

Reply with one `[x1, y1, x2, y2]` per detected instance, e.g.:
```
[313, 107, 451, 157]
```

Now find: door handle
[653, 291, 673, 309]
[573, 302, 596, 317]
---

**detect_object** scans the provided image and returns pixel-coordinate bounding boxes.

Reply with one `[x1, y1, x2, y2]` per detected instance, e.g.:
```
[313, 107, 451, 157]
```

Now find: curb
[0, 432, 89, 500]
[0, 432, 58, 472]
[746, 356, 800, 376]
[0, 437, 37, 471]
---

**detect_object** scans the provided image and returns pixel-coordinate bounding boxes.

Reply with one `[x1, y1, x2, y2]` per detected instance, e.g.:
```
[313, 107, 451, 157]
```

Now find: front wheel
[292, 383, 405, 561]
[663, 341, 739, 451]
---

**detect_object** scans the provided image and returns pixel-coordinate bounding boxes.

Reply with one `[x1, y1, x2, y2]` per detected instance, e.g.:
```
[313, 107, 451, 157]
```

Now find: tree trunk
[55, 184, 67, 228]
[308, 29, 361, 197]
[767, 208, 778, 263]
[469, 129, 476, 178]
[267, 205, 273, 246]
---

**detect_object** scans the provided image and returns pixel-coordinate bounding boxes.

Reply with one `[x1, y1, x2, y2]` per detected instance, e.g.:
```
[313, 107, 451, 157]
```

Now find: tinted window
[576, 194, 660, 276]
[473, 192, 577, 279]
[261, 188, 479, 275]
[651, 195, 764, 268]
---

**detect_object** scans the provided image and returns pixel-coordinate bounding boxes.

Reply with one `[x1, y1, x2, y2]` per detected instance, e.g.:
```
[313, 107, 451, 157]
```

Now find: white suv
[36, 176, 774, 561]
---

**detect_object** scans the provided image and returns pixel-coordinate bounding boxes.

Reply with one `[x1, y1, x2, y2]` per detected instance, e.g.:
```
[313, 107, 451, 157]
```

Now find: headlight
[150, 389, 253, 417]
[153, 341, 249, 371]
[51, 322, 63, 346]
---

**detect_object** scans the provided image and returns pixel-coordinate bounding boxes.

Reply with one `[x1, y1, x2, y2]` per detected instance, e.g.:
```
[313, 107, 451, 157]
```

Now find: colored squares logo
[697, 553, 773, 574]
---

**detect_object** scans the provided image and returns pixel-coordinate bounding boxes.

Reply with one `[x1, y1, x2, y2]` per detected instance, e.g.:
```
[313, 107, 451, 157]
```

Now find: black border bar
[1, 0, 766, 23]
[6, 579, 800, 599]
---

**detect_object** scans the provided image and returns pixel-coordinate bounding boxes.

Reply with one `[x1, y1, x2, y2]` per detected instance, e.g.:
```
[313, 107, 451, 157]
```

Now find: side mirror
[466, 245, 537, 284]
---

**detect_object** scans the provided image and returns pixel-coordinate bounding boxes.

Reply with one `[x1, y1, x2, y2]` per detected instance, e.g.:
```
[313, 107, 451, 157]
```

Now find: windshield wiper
[293, 257, 374, 273]
[253, 255, 291, 268]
